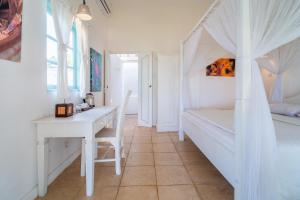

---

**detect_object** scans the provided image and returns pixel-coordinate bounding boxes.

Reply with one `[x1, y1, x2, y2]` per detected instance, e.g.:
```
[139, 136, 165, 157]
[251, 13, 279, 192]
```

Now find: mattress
[183, 108, 300, 199]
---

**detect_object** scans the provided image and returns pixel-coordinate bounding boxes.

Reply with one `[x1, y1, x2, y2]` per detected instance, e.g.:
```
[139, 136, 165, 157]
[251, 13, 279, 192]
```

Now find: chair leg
[115, 143, 121, 175]
[121, 148, 126, 158]
[94, 141, 98, 159]
[80, 139, 86, 177]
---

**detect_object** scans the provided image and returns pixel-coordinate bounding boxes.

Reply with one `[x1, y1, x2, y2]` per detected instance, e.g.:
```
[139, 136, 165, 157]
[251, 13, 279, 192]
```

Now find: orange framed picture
[206, 58, 235, 77]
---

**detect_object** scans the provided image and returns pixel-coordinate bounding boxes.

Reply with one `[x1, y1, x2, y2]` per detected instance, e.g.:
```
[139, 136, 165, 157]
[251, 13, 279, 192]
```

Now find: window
[46, 4, 79, 90]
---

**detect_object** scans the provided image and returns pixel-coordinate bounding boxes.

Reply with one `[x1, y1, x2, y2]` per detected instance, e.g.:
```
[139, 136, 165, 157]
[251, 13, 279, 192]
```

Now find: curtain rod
[182, 0, 220, 44]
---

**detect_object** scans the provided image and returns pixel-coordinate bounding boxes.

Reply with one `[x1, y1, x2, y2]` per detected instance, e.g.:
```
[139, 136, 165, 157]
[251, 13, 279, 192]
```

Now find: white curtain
[76, 18, 89, 98]
[240, 0, 300, 199]
[182, 27, 203, 109]
[51, 0, 74, 100]
[182, 27, 234, 109]
[203, 0, 236, 55]
[257, 38, 300, 103]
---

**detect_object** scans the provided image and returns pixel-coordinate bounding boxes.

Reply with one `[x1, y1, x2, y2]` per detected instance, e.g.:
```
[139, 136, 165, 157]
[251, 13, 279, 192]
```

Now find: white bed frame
[180, 113, 237, 187]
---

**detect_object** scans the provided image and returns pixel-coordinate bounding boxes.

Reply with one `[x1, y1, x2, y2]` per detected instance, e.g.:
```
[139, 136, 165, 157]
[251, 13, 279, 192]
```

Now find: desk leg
[37, 138, 49, 197]
[81, 139, 86, 177]
[85, 136, 94, 196]
[113, 110, 117, 128]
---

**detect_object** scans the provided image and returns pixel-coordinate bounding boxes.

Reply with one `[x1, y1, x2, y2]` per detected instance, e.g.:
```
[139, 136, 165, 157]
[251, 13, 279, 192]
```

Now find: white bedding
[184, 108, 300, 199]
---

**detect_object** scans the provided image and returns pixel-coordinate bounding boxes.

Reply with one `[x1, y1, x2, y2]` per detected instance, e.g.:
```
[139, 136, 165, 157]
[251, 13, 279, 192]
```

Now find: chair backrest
[116, 90, 132, 143]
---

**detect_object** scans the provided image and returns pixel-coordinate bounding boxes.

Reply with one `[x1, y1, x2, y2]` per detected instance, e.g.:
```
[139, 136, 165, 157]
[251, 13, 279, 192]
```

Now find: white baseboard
[20, 149, 81, 200]
[138, 120, 152, 127]
[20, 187, 38, 200]
[156, 123, 178, 132]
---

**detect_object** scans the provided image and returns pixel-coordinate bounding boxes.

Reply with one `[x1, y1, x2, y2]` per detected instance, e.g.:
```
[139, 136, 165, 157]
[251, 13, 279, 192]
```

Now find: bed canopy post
[179, 43, 185, 141]
[235, 0, 252, 199]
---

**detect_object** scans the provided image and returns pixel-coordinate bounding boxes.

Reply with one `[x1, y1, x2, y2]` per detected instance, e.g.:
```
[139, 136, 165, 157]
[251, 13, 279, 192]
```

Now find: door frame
[106, 51, 153, 127]
[106, 51, 139, 106]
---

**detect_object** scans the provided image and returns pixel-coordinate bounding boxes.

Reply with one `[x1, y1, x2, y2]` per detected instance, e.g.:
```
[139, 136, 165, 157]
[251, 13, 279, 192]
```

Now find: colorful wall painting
[90, 48, 102, 92]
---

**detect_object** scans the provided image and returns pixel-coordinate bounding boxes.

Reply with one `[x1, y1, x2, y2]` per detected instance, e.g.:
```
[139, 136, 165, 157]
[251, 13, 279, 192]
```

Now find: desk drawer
[105, 112, 115, 122]
[93, 119, 106, 133]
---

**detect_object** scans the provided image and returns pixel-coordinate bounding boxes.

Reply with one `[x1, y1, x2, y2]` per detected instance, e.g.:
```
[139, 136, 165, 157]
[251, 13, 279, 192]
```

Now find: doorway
[107, 53, 153, 127]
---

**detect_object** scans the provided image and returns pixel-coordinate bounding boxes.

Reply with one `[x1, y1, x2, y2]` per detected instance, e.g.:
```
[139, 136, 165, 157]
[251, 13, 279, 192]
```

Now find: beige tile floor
[36, 116, 233, 200]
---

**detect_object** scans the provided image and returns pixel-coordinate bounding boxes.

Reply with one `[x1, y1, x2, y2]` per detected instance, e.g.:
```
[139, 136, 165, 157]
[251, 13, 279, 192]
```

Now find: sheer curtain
[182, 27, 203, 109]
[76, 18, 89, 98]
[241, 0, 300, 199]
[257, 38, 300, 103]
[51, 0, 74, 100]
[203, 0, 236, 55]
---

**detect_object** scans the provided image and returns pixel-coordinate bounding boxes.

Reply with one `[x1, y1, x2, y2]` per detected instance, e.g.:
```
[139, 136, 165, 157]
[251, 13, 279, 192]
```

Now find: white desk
[33, 106, 117, 197]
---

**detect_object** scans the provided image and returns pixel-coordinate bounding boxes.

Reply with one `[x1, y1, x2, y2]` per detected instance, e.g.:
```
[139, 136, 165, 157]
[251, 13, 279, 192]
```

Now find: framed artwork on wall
[0, 0, 23, 62]
[90, 48, 102, 92]
[206, 58, 235, 77]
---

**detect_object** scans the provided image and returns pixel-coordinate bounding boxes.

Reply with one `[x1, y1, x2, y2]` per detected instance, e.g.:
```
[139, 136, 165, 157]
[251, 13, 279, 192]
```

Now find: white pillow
[270, 103, 300, 117]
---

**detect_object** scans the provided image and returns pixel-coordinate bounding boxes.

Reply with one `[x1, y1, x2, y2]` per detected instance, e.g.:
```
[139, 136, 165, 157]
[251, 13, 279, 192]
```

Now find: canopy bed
[178, 0, 300, 199]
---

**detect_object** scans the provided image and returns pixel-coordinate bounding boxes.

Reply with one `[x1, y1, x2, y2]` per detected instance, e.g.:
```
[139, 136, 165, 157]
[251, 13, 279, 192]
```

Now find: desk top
[33, 106, 117, 124]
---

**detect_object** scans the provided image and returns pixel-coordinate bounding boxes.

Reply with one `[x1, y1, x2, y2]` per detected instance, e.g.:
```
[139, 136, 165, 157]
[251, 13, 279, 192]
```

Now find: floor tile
[116, 186, 158, 200]
[94, 148, 127, 167]
[158, 185, 200, 200]
[121, 166, 156, 186]
[156, 166, 192, 185]
[54, 171, 85, 188]
[196, 184, 234, 200]
[153, 143, 176, 153]
[154, 153, 182, 166]
[135, 127, 153, 134]
[123, 143, 131, 154]
[185, 165, 228, 185]
[123, 136, 133, 144]
[168, 132, 178, 137]
[130, 144, 153, 153]
[132, 135, 152, 143]
[126, 152, 154, 166]
[135, 131, 153, 137]
[170, 135, 180, 143]
[94, 167, 122, 187]
[152, 135, 172, 143]
[39, 184, 81, 200]
[179, 151, 210, 165]
[75, 186, 118, 200]
[124, 129, 135, 136]
[175, 141, 199, 152]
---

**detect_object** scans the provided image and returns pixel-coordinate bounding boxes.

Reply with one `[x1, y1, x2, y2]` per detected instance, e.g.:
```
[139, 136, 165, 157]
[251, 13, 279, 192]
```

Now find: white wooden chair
[81, 90, 132, 176]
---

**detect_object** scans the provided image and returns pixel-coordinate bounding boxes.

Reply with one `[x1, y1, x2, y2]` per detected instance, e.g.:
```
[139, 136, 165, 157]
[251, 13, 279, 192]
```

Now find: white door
[138, 53, 153, 127]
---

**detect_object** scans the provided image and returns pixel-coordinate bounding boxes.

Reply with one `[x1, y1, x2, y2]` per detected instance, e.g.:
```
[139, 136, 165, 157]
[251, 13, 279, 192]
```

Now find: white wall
[108, 55, 139, 114]
[0, 0, 108, 199]
[107, 0, 214, 53]
[122, 61, 139, 114]
[188, 69, 236, 109]
[106, 0, 214, 129]
[108, 54, 123, 106]
[108, 0, 213, 54]
[157, 54, 180, 132]
[88, 0, 108, 106]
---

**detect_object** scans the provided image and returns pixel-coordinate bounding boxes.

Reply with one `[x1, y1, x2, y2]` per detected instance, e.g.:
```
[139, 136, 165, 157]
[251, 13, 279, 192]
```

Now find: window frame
[46, 3, 79, 91]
